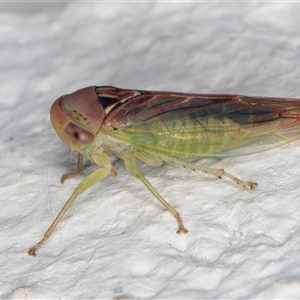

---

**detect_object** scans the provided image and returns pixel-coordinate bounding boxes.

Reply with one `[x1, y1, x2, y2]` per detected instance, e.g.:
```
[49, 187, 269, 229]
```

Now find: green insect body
[29, 86, 300, 256]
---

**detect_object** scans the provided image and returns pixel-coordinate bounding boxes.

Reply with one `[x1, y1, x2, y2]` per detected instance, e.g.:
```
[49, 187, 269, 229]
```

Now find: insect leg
[182, 159, 257, 189]
[28, 153, 112, 256]
[122, 152, 188, 235]
[61, 153, 84, 183]
[142, 150, 258, 190]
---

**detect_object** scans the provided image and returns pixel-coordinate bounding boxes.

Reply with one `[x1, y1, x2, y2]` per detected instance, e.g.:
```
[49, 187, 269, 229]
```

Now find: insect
[28, 86, 300, 256]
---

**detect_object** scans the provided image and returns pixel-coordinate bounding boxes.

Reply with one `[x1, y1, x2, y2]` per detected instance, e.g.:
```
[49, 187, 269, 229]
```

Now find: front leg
[29, 152, 112, 256]
[61, 153, 84, 184]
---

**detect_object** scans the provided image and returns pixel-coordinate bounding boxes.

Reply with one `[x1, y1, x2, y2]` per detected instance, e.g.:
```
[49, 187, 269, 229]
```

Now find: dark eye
[63, 123, 94, 150]
[73, 130, 90, 142]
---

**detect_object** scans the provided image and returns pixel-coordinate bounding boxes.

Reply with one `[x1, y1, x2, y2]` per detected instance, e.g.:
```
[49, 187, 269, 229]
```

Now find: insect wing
[101, 88, 300, 157]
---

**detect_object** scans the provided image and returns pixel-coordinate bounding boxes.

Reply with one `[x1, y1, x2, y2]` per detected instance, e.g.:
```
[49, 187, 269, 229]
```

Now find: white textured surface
[1, 2, 300, 299]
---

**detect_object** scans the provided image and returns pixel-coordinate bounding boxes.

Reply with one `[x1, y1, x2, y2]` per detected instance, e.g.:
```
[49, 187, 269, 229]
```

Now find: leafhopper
[29, 86, 300, 256]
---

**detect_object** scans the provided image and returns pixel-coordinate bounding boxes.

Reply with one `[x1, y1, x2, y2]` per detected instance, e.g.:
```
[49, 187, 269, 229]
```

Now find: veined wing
[101, 88, 300, 157]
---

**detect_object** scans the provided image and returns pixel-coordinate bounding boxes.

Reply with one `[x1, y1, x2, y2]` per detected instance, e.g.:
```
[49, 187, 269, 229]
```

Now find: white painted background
[1, 2, 300, 299]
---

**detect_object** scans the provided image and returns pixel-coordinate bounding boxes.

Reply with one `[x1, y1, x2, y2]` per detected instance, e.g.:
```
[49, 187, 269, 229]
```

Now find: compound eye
[63, 123, 94, 151]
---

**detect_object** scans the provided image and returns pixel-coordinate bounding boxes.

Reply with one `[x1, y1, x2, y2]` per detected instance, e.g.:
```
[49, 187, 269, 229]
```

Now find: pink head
[50, 86, 104, 151]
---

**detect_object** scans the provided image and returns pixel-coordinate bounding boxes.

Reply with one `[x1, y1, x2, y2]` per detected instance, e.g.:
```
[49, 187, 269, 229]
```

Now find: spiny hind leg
[221, 169, 257, 189]
[143, 151, 257, 190]
[188, 161, 257, 189]
[188, 159, 257, 189]
[122, 152, 188, 235]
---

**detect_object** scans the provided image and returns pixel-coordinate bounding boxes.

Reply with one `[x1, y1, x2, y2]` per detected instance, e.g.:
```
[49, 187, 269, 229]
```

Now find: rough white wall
[1, 2, 300, 299]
